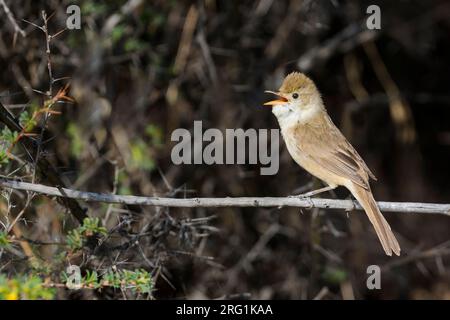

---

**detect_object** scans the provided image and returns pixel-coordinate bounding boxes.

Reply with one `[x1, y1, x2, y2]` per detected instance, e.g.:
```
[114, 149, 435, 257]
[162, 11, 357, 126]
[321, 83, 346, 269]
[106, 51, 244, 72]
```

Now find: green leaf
[1, 127, 18, 143]
[130, 139, 155, 171]
[322, 267, 348, 285]
[19, 111, 37, 131]
[0, 274, 55, 300]
[66, 218, 107, 250]
[66, 123, 84, 157]
[145, 124, 164, 147]
[0, 231, 10, 248]
[111, 24, 126, 43]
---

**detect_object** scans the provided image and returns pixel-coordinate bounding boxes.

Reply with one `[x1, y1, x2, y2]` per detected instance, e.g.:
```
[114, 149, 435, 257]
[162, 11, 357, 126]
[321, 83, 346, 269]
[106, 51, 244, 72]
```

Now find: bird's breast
[280, 123, 346, 187]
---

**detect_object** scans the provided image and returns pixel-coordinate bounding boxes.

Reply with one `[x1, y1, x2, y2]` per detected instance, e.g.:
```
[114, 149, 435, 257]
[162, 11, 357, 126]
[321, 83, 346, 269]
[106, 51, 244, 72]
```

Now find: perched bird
[265, 72, 400, 256]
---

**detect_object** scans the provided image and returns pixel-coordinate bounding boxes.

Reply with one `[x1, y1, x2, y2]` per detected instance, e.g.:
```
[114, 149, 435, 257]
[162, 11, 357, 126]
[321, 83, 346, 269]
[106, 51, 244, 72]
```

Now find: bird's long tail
[349, 184, 401, 256]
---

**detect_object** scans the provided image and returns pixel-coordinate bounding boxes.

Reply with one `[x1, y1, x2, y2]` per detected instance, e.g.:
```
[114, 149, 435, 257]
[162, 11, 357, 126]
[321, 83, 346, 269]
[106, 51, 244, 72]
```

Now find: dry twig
[0, 177, 449, 215]
[0, 0, 26, 45]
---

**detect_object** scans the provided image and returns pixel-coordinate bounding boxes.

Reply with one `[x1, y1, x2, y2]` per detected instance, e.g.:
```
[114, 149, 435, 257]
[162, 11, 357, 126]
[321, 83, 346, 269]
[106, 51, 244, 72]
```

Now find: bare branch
[297, 22, 377, 72]
[0, 0, 26, 38]
[1, 177, 449, 216]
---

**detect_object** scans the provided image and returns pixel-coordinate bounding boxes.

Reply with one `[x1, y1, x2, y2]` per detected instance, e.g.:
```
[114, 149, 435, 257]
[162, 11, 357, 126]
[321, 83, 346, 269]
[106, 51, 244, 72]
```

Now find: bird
[264, 72, 400, 256]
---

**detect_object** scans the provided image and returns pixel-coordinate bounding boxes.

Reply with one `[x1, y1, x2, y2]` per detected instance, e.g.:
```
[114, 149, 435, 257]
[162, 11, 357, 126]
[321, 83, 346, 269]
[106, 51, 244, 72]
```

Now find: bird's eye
[292, 93, 299, 99]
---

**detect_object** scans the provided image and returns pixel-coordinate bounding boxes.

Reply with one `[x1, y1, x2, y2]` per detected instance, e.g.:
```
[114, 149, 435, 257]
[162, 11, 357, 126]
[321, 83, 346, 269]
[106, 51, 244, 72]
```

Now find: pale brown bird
[265, 72, 400, 256]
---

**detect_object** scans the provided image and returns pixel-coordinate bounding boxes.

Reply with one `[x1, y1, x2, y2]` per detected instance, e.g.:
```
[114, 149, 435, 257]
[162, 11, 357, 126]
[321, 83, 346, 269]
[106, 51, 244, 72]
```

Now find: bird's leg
[289, 185, 337, 198]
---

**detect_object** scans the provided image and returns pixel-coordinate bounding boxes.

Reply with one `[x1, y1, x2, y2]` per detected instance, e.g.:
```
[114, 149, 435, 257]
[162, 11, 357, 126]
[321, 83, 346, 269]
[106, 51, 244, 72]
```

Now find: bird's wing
[293, 115, 376, 189]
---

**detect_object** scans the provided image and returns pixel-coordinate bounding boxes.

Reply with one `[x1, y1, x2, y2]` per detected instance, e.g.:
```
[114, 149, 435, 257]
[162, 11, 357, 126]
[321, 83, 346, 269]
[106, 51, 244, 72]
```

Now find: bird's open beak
[264, 90, 288, 106]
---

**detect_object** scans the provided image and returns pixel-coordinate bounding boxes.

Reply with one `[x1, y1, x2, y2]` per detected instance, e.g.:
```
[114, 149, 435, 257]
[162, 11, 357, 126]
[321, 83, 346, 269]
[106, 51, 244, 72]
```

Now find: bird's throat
[273, 102, 324, 130]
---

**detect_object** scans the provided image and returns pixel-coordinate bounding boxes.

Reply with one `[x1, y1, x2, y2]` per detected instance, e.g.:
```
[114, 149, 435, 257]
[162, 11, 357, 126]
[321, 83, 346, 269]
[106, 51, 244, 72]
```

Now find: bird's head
[264, 72, 323, 124]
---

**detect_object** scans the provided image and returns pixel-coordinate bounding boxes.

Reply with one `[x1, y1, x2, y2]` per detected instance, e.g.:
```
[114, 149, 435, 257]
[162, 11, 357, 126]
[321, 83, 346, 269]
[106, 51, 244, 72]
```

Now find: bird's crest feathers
[279, 72, 315, 93]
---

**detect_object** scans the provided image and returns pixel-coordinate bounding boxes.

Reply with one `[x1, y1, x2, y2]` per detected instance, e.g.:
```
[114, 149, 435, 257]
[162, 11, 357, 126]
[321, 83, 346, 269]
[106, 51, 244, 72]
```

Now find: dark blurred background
[1, 0, 450, 299]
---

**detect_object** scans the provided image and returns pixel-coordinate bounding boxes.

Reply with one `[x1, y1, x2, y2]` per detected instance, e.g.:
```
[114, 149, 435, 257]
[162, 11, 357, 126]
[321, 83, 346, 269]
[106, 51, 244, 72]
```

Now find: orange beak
[264, 90, 288, 106]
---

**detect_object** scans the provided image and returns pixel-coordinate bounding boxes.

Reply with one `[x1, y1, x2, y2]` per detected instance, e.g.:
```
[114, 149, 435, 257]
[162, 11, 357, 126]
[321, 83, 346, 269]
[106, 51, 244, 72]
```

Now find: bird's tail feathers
[350, 184, 401, 256]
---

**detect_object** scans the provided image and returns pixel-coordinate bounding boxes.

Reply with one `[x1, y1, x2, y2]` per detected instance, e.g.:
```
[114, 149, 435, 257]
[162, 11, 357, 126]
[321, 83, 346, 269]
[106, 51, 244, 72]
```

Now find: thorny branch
[0, 102, 88, 223]
[0, 0, 26, 45]
[0, 10, 87, 224]
[1, 177, 450, 216]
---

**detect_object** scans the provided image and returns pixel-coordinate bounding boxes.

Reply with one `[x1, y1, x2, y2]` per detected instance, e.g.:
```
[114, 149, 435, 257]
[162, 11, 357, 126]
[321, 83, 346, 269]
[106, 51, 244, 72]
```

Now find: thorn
[52, 28, 67, 39]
